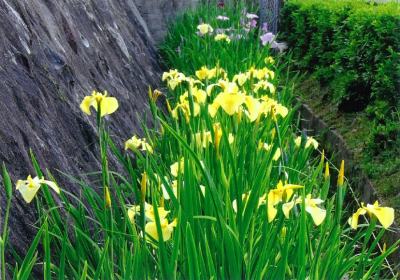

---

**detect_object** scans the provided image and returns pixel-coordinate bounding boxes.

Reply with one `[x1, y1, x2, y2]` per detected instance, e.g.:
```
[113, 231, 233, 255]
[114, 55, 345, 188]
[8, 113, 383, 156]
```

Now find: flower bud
[338, 160, 344, 186]
[2, 163, 12, 200]
[324, 162, 329, 181]
[105, 186, 111, 209]
[141, 172, 147, 205]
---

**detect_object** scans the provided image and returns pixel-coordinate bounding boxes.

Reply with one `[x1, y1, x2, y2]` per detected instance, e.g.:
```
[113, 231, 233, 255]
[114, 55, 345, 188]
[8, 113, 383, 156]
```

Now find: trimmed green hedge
[281, 0, 400, 115]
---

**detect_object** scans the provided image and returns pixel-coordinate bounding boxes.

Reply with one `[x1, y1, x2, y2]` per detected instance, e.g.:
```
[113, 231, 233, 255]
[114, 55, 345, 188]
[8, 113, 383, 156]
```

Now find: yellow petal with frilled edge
[207, 83, 220, 95]
[145, 222, 159, 242]
[233, 73, 249, 86]
[80, 95, 97, 115]
[125, 135, 143, 151]
[42, 179, 60, 194]
[274, 104, 288, 118]
[306, 137, 318, 149]
[244, 96, 262, 122]
[192, 87, 207, 103]
[141, 142, 153, 153]
[168, 78, 180, 90]
[348, 207, 367, 230]
[282, 200, 295, 219]
[208, 101, 220, 118]
[268, 190, 282, 206]
[197, 24, 212, 34]
[268, 202, 278, 223]
[196, 66, 209, 80]
[16, 177, 41, 203]
[305, 204, 326, 226]
[16, 176, 59, 203]
[215, 92, 245, 116]
[103, 96, 119, 115]
[145, 206, 170, 222]
[163, 219, 178, 241]
[170, 158, 184, 177]
[365, 201, 395, 229]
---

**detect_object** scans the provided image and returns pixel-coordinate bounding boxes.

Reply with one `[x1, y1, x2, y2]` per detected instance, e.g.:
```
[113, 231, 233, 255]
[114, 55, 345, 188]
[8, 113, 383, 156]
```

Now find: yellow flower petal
[16, 176, 59, 203]
[196, 66, 209, 80]
[244, 96, 262, 122]
[80, 95, 97, 115]
[305, 204, 326, 226]
[268, 202, 278, 222]
[348, 207, 367, 230]
[282, 200, 295, 219]
[208, 101, 220, 118]
[365, 202, 395, 229]
[214, 92, 245, 116]
[145, 206, 170, 222]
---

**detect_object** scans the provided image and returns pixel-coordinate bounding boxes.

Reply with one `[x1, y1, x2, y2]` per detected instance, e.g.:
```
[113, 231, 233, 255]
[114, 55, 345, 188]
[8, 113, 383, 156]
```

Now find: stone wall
[0, 0, 162, 278]
[134, 0, 202, 44]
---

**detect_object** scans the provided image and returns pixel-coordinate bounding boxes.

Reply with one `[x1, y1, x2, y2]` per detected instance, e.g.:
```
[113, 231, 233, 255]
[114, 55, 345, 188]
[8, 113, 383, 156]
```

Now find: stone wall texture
[0, 0, 162, 278]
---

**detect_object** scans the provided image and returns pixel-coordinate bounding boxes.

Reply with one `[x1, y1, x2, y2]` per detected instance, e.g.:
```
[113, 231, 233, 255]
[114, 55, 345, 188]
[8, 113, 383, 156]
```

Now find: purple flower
[216, 28, 224, 34]
[262, 22, 268, 33]
[177, 46, 181, 54]
[249, 20, 257, 29]
[199, 18, 203, 25]
[217, 1, 225, 8]
[241, 7, 247, 15]
[240, 17, 245, 26]
[260, 32, 278, 48]
[216, 15, 230, 21]
[196, 31, 204, 37]
[246, 13, 259, 20]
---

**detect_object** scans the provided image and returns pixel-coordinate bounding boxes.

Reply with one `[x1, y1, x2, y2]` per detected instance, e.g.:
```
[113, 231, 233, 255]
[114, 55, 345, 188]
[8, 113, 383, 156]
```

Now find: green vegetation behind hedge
[281, 0, 400, 112]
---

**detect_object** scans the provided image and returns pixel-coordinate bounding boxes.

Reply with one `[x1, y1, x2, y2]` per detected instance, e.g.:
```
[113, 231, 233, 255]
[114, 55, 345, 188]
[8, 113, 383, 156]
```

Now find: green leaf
[186, 223, 200, 280]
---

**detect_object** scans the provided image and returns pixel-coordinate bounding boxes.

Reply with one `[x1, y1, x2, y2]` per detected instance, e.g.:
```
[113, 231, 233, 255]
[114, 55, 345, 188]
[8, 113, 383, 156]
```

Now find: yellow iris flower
[197, 23, 213, 34]
[294, 136, 318, 149]
[253, 80, 276, 94]
[348, 201, 394, 230]
[145, 218, 177, 243]
[128, 202, 151, 223]
[232, 73, 249, 86]
[16, 175, 60, 203]
[213, 82, 246, 116]
[196, 66, 210, 80]
[268, 180, 303, 206]
[171, 158, 185, 177]
[282, 194, 326, 226]
[80, 91, 118, 117]
[162, 70, 186, 90]
[259, 98, 288, 118]
[215, 34, 231, 43]
[262, 143, 281, 161]
[244, 96, 262, 122]
[125, 136, 153, 153]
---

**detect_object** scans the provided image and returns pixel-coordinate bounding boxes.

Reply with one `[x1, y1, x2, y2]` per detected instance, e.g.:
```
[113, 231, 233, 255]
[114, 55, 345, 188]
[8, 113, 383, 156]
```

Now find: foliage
[281, 0, 400, 154]
[1, 1, 398, 279]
